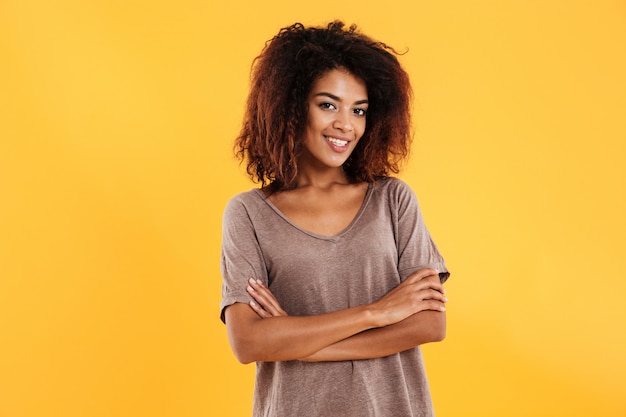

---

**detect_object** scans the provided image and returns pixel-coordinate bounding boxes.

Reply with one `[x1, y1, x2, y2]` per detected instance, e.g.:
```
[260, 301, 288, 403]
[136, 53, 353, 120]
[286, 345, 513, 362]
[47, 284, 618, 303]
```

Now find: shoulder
[223, 188, 267, 221]
[372, 176, 417, 204]
[226, 188, 265, 205]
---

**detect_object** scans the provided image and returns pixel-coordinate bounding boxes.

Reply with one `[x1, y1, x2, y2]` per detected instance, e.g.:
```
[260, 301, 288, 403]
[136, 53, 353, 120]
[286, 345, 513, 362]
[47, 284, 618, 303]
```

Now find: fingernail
[247, 285, 254, 292]
[250, 300, 256, 306]
[256, 279, 263, 285]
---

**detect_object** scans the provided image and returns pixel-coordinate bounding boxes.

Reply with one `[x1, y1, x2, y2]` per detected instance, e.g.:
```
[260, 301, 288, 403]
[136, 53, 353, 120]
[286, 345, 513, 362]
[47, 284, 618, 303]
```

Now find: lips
[324, 135, 349, 147]
[324, 135, 352, 146]
[323, 135, 353, 154]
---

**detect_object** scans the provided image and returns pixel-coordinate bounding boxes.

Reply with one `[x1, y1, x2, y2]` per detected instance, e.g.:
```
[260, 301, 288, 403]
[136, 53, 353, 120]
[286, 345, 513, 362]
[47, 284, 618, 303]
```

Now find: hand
[246, 278, 288, 318]
[368, 268, 447, 328]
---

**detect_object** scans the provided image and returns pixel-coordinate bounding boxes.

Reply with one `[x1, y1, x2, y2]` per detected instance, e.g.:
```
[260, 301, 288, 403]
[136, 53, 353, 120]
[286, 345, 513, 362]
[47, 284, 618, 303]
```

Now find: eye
[353, 108, 367, 117]
[319, 102, 337, 111]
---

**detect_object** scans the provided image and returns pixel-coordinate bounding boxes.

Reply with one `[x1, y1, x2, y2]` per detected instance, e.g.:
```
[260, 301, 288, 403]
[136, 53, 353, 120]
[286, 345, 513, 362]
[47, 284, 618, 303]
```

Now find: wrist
[360, 303, 383, 329]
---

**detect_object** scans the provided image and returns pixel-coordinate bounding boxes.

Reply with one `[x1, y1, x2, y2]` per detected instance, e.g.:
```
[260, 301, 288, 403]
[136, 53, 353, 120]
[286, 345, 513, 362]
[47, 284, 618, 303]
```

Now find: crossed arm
[224, 268, 448, 364]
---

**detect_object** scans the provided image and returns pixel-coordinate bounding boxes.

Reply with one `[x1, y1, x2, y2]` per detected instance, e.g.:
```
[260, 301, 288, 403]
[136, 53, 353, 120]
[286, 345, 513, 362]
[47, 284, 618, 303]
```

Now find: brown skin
[226, 269, 446, 364]
[267, 181, 369, 236]
[224, 70, 447, 364]
[246, 271, 446, 362]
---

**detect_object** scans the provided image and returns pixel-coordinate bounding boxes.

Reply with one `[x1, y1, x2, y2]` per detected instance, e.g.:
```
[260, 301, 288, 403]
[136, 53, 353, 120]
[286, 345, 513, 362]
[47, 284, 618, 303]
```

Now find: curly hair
[235, 21, 413, 191]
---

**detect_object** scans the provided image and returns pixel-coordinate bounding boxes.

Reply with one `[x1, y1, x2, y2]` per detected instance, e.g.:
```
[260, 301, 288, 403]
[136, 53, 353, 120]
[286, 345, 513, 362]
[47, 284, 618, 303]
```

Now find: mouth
[324, 135, 350, 147]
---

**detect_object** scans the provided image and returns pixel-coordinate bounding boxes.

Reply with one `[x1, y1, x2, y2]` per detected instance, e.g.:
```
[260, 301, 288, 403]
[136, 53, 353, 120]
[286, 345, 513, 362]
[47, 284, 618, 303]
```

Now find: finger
[416, 275, 446, 293]
[248, 279, 279, 310]
[407, 268, 438, 282]
[249, 300, 271, 318]
[402, 269, 439, 287]
[247, 279, 288, 316]
[419, 288, 449, 303]
[422, 299, 446, 312]
[247, 281, 274, 309]
[397, 276, 444, 297]
[255, 279, 288, 315]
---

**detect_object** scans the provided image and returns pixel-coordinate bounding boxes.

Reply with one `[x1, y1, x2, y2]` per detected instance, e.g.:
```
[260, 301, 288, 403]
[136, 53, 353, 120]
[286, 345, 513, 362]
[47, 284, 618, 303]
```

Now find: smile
[325, 136, 349, 147]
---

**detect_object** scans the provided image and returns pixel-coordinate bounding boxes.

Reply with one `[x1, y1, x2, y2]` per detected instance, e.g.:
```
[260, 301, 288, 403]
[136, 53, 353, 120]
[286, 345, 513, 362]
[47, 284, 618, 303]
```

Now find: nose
[332, 110, 353, 132]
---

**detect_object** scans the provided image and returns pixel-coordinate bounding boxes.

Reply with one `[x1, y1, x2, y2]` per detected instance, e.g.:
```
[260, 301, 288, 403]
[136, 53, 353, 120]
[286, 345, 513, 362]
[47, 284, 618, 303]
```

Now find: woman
[220, 21, 450, 417]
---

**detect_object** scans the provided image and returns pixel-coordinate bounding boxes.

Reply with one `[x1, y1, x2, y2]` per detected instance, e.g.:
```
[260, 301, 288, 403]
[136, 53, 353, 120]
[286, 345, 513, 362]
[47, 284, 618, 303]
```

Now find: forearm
[301, 310, 446, 362]
[233, 269, 446, 364]
[225, 302, 378, 364]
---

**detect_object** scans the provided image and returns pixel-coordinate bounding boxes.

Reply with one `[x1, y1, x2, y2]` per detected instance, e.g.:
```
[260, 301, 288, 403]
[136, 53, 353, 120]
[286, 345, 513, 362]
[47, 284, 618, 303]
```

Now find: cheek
[356, 119, 367, 139]
[305, 112, 326, 133]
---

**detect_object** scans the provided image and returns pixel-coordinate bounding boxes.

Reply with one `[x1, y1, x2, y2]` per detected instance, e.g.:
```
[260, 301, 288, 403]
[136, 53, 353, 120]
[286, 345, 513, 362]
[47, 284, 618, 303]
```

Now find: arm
[301, 310, 445, 362]
[245, 269, 447, 362]
[225, 300, 374, 364]
[226, 268, 446, 364]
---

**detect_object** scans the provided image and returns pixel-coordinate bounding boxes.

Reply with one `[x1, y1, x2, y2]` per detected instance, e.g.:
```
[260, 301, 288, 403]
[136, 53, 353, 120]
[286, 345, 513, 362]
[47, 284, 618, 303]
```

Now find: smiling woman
[220, 21, 450, 417]
[301, 69, 368, 171]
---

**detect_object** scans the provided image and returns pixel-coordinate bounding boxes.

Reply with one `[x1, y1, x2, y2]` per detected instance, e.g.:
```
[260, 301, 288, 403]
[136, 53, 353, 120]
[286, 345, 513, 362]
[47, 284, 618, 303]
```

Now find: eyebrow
[314, 92, 369, 105]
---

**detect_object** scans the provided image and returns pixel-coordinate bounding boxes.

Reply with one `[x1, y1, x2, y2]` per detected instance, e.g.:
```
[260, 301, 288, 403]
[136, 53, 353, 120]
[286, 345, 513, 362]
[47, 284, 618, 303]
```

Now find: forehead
[309, 69, 368, 98]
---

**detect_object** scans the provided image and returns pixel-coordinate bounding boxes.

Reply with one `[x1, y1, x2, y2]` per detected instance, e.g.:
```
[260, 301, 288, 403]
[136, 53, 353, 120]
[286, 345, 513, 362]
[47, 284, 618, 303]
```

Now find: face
[299, 69, 368, 171]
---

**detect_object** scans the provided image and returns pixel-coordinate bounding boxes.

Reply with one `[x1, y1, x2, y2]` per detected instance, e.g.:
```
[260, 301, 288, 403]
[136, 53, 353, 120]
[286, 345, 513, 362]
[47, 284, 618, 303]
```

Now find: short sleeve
[219, 193, 269, 323]
[392, 179, 450, 284]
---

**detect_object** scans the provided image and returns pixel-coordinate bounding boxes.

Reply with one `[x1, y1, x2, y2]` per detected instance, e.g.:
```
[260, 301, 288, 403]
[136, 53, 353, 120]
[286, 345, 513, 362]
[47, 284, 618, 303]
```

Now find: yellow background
[1, 1, 625, 416]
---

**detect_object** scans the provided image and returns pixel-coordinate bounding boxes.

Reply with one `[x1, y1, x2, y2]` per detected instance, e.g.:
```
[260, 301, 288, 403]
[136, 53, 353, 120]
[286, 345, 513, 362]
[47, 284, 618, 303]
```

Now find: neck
[295, 166, 350, 189]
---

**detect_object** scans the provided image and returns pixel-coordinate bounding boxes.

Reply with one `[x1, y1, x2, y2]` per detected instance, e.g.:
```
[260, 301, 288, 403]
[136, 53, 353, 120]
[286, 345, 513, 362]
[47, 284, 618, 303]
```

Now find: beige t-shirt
[220, 177, 449, 417]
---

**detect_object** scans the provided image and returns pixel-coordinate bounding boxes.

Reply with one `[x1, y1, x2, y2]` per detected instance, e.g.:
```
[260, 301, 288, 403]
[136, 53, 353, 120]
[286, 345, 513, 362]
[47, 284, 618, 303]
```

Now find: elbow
[431, 311, 447, 342]
[421, 310, 446, 344]
[224, 304, 264, 364]
[233, 351, 256, 365]
[430, 322, 446, 342]
[229, 335, 260, 364]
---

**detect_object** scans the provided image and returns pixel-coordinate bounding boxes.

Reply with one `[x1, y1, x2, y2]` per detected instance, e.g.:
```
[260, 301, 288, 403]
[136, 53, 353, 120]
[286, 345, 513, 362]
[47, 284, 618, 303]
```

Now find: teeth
[326, 136, 348, 146]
